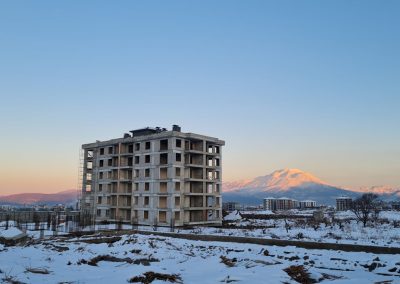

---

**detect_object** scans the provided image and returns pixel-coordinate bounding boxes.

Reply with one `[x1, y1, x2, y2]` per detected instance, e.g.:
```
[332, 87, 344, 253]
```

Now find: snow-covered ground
[2, 209, 400, 248]
[1, 232, 399, 283]
[214, 210, 400, 247]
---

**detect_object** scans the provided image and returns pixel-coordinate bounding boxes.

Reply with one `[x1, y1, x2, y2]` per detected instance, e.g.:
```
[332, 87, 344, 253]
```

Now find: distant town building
[263, 197, 299, 211]
[336, 196, 353, 211]
[263, 197, 317, 211]
[298, 200, 317, 209]
[222, 202, 241, 212]
[391, 202, 400, 211]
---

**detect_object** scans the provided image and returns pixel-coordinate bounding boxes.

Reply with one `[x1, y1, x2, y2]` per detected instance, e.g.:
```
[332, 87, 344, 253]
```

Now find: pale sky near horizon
[0, 1, 399, 195]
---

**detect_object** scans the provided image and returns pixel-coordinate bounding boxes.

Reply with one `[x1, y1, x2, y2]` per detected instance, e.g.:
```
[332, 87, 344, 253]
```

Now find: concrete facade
[80, 125, 225, 226]
[222, 202, 242, 212]
[336, 196, 353, 211]
[298, 200, 317, 209]
[263, 197, 317, 211]
[263, 197, 299, 211]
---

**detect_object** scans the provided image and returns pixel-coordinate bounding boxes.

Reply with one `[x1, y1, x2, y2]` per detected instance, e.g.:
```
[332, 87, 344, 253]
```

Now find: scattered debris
[220, 256, 236, 267]
[2, 275, 26, 284]
[319, 273, 343, 281]
[76, 236, 122, 244]
[88, 255, 133, 266]
[25, 267, 51, 274]
[283, 265, 316, 284]
[220, 275, 240, 283]
[128, 271, 182, 283]
[77, 255, 160, 266]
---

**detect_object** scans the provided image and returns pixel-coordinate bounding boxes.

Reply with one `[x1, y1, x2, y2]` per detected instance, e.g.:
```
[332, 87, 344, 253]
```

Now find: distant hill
[0, 190, 77, 206]
[222, 169, 399, 206]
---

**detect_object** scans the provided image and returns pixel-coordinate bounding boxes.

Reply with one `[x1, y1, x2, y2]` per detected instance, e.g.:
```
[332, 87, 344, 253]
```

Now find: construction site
[79, 125, 225, 227]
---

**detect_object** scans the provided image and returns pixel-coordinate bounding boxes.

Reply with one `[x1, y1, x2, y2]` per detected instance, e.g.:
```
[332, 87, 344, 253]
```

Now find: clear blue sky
[0, 1, 399, 194]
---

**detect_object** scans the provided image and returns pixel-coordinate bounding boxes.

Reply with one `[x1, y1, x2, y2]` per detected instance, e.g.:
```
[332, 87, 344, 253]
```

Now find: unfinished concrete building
[80, 125, 225, 226]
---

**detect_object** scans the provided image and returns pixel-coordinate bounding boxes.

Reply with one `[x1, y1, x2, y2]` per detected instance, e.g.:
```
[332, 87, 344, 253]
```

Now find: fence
[0, 211, 177, 235]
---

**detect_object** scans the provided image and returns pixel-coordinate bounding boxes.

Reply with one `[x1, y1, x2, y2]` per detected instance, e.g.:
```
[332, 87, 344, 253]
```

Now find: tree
[351, 193, 380, 227]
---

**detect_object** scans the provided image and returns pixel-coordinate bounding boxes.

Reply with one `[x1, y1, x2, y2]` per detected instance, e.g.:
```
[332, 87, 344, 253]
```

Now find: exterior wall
[299, 200, 317, 209]
[222, 202, 241, 212]
[336, 197, 352, 211]
[263, 198, 298, 211]
[80, 129, 224, 226]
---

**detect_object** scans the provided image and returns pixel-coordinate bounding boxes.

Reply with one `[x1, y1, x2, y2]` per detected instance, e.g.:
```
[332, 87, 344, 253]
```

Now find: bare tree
[351, 193, 380, 227]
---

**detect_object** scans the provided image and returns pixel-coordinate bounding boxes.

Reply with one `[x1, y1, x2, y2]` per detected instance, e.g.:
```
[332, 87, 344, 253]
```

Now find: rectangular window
[144, 196, 149, 206]
[99, 184, 103, 191]
[160, 139, 168, 151]
[108, 147, 113, 154]
[176, 153, 181, 162]
[99, 172, 104, 179]
[135, 156, 140, 164]
[99, 160, 104, 167]
[174, 211, 180, 221]
[175, 182, 180, 191]
[134, 196, 138, 205]
[134, 183, 139, 191]
[159, 211, 166, 222]
[176, 139, 182, 148]
[145, 155, 150, 163]
[128, 144, 133, 153]
[175, 167, 181, 177]
[100, 148, 105, 155]
[144, 211, 149, 220]
[175, 197, 180, 206]
[135, 169, 139, 178]
[160, 182, 167, 193]
[145, 182, 150, 191]
[145, 168, 150, 177]
[135, 143, 140, 151]
[160, 153, 168, 165]
[108, 159, 112, 166]
[97, 209, 101, 216]
[160, 168, 168, 179]
[97, 196, 102, 204]
[145, 141, 151, 150]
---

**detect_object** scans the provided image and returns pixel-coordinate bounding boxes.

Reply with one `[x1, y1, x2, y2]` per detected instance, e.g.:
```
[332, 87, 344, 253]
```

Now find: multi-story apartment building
[336, 196, 353, 211]
[80, 125, 225, 226]
[263, 197, 299, 211]
[222, 202, 242, 212]
[264, 197, 317, 211]
[298, 200, 317, 209]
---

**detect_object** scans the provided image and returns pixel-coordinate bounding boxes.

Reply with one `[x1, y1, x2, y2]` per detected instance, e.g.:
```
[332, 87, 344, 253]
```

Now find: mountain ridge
[0, 190, 77, 205]
[222, 169, 400, 206]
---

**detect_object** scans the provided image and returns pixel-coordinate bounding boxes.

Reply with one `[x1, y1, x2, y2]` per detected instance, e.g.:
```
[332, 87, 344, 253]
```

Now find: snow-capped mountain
[222, 169, 359, 206]
[223, 168, 328, 192]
